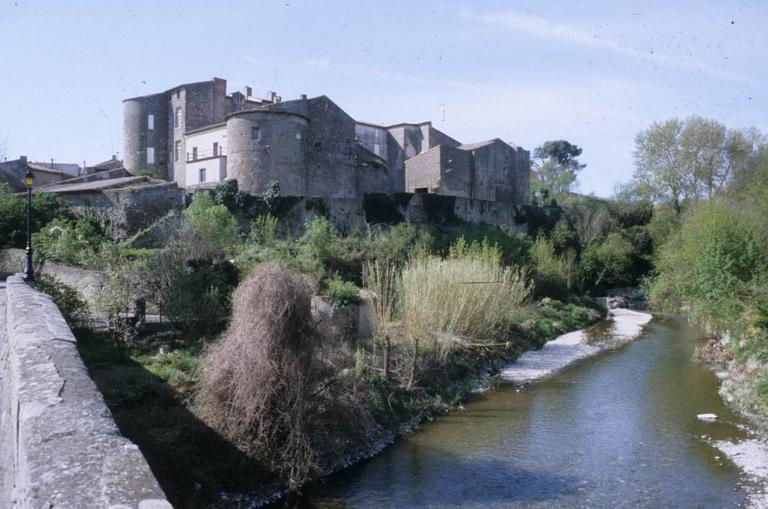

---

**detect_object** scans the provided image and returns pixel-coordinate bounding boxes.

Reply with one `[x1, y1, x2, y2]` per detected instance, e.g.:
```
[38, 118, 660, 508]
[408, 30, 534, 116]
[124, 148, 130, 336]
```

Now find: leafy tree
[531, 140, 586, 196]
[631, 119, 688, 211]
[184, 192, 240, 259]
[681, 116, 728, 200]
[629, 119, 766, 210]
[0, 184, 71, 248]
[580, 233, 634, 290]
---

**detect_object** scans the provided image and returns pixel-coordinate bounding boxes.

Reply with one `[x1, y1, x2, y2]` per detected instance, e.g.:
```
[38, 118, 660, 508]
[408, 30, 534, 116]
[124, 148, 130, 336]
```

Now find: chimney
[50, 158, 55, 169]
[20, 155, 27, 166]
[112, 154, 117, 161]
[244, 86, 252, 97]
[300, 94, 307, 100]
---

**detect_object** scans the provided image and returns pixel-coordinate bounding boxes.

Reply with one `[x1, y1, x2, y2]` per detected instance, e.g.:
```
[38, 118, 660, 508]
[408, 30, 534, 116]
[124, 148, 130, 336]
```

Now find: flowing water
[298, 316, 763, 508]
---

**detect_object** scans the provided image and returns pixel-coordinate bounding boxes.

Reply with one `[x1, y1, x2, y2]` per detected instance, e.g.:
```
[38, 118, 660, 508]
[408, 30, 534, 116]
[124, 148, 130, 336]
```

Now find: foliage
[400, 239, 532, 367]
[149, 242, 239, 340]
[0, 184, 71, 248]
[629, 118, 763, 209]
[33, 216, 111, 267]
[323, 276, 360, 307]
[32, 274, 91, 328]
[580, 232, 634, 291]
[648, 202, 765, 330]
[251, 213, 278, 245]
[530, 235, 576, 300]
[98, 248, 148, 355]
[531, 140, 586, 196]
[184, 192, 240, 259]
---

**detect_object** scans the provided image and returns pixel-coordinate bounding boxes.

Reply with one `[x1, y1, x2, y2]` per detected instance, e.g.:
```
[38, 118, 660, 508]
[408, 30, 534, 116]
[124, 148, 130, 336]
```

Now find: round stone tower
[123, 92, 169, 177]
[226, 110, 309, 195]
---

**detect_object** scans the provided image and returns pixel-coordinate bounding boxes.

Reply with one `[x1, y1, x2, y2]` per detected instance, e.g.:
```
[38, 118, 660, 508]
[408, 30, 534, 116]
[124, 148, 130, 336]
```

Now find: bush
[324, 276, 360, 307]
[33, 216, 110, 267]
[530, 235, 576, 299]
[401, 239, 532, 362]
[0, 184, 71, 248]
[580, 232, 634, 291]
[649, 202, 765, 330]
[150, 244, 239, 340]
[195, 263, 324, 490]
[184, 192, 240, 259]
[32, 274, 91, 328]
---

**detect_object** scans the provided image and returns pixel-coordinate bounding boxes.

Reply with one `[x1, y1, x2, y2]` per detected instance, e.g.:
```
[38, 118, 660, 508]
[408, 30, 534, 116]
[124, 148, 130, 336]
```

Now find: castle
[123, 77, 530, 205]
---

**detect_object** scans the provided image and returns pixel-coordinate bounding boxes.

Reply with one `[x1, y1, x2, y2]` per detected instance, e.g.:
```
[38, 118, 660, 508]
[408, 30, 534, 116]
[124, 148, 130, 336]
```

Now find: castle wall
[404, 145, 473, 198]
[305, 96, 358, 199]
[355, 123, 389, 161]
[123, 93, 169, 177]
[226, 110, 308, 196]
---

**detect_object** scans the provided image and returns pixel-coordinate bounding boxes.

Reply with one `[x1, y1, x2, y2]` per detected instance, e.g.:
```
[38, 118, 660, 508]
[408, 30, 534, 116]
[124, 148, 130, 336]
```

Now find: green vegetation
[636, 119, 768, 419]
[531, 140, 586, 197]
[16, 165, 664, 501]
[0, 184, 71, 248]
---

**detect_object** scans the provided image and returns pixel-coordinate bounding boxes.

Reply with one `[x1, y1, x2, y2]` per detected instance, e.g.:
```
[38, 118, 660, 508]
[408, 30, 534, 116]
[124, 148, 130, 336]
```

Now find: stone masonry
[124, 78, 531, 207]
[0, 275, 170, 508]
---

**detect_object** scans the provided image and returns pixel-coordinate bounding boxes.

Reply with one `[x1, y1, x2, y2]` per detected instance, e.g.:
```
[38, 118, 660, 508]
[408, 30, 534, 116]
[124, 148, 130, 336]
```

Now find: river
[297, 315, 766, 508]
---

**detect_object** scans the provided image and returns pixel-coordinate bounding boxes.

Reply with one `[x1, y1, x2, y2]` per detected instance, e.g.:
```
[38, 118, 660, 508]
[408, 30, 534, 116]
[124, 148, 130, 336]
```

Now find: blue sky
[1, 0, 766, 196]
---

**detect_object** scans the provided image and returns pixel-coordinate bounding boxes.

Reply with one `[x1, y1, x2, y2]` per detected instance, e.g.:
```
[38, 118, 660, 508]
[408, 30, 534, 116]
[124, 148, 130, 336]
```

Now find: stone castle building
[123, 77, 530, 205]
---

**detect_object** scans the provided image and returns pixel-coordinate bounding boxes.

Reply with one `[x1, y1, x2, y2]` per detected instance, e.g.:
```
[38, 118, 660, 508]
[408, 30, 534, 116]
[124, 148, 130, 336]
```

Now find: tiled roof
[39, 176, 160, 194]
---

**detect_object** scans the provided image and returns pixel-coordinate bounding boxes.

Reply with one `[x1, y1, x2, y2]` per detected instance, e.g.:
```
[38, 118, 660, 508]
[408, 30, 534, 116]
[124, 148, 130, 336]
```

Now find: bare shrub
[195, 263, 323, 489]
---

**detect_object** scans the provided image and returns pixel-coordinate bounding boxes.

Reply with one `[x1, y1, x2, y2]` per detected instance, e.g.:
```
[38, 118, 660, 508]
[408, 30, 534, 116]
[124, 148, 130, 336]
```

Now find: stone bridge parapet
[1, 274, 170, 508]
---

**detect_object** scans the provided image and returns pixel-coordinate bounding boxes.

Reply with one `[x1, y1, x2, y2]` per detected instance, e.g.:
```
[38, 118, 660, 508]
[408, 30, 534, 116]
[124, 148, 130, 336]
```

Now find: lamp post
[23, 168, 34, 282]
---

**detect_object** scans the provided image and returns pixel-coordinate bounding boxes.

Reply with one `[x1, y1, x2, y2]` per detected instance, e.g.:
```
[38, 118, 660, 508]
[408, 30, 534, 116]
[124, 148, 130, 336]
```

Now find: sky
[1, 0, 766, 197]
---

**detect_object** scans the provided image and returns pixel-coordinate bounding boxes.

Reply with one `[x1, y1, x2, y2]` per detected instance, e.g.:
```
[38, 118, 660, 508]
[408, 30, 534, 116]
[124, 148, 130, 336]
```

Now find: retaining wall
[1, 275, 170, 508]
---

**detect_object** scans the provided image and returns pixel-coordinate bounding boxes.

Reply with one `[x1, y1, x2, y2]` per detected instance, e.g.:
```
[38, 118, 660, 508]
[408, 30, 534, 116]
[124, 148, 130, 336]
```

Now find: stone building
[0, 157, 79, 189]
[123, 77, 530, 206]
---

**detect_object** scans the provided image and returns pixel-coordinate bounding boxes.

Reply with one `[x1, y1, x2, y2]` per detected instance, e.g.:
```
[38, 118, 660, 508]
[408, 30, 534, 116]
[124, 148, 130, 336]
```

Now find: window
[147, 147, 155, 165]
[174, 140, 181, 162]
[192, 147, 198, 161]
[374, 143, 381, 156]
[415, 187, 428, 193]
[199, 168, 207, 183]
[251, 127, 260, 141]
[147, 114, 154, 130]
[213, 142, 219, 157]
[174, 107, 181, 129]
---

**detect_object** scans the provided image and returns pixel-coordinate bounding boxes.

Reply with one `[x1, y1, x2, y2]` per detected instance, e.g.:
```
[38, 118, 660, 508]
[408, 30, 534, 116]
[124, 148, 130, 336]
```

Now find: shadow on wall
[75, 332, 279, 508]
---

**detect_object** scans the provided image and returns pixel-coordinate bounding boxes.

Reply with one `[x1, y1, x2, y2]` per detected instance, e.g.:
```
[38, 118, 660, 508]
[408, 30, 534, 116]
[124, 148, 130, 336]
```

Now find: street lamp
[23, 168, 34, 282]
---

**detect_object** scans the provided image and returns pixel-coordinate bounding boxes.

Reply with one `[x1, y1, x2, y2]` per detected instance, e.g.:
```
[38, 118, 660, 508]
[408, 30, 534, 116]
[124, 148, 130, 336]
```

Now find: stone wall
[1, 275, 170, 508]
[61, 181, 184, 239]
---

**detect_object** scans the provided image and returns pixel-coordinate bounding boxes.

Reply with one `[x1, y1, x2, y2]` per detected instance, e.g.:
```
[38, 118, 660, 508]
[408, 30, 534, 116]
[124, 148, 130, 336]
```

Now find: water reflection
[297, 317, 752, 508]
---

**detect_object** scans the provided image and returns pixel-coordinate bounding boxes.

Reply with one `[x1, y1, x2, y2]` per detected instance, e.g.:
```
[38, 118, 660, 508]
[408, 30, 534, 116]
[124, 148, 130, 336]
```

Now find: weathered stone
[1, 275, 171, 508]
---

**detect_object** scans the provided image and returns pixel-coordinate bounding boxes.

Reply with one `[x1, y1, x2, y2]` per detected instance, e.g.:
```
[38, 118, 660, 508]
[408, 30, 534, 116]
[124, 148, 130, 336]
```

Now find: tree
[631, 119, 688, 211]
[681, 116, 727, 200]
[629, 118, 766, 210]
[531, 140, 586, 196]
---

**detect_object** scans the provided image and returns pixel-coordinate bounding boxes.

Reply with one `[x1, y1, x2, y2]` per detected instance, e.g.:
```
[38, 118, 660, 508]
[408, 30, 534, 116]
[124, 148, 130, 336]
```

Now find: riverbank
[697, 335, 768, 507]
[501, 308, 652, 384]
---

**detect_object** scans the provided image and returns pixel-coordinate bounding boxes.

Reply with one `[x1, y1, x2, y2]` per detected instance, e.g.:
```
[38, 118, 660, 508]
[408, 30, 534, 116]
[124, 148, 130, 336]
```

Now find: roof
[355, 120, 387, 129]
[38, 176, 164, 195]
[459, 139, 503, 151]
[387, 121, 432, 130]
[89, 157, 124, 171]
[27, 163, 72, 176]
[185, 122, 226, 136]
[123, 77, 226, 102]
